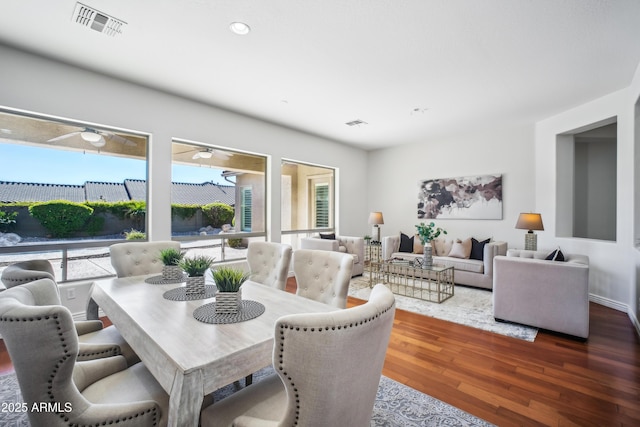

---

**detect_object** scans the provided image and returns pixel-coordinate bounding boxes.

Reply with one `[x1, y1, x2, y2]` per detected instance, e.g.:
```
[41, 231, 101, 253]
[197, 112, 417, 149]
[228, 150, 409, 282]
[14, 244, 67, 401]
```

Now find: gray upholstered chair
[300, 235, 365, 276]
[109, 240, 181, 277]
[293, 248, 353, 309]
[85, 241, 181, 364]
[0, 278, 170, 427]
[493, 249, 590, 339]
[1, 259, 55, 289]
[86, 240, 181, 320]
[0, 259, 134, 363]
[200, 283, 396, 427]
[247, 241, 292, 291]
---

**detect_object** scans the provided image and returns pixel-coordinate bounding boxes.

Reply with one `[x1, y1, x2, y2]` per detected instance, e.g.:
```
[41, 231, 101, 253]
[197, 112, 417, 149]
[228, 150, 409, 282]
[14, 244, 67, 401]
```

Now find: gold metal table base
[369, 261, 454, 304]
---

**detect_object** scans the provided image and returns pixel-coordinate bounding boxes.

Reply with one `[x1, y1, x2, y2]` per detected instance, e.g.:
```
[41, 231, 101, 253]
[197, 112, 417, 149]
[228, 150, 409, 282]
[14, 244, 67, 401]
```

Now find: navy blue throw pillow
[399, 233, 414, 253]
[319, 233, 335, 240]
[545, 248, 565, 262]
[470, 238, 491, 260]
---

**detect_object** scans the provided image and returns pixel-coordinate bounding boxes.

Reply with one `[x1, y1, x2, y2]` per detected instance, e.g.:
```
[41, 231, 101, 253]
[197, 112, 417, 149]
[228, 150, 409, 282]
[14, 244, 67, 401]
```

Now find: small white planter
[162, 265, 183, 281]
[185, 276, 206, 295]
[215, 288, 242, 314]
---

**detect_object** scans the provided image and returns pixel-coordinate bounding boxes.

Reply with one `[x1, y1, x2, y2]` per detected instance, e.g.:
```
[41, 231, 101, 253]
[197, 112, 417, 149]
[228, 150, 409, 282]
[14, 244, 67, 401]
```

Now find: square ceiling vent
[73, 2, 126, 37]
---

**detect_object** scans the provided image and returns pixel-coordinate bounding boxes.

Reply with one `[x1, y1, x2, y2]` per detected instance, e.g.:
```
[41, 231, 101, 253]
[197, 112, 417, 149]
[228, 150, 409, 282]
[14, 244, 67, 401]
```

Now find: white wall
[0, 43, 369, 241]
[367, 123, 536, 247]
[535, 88, 635, 316]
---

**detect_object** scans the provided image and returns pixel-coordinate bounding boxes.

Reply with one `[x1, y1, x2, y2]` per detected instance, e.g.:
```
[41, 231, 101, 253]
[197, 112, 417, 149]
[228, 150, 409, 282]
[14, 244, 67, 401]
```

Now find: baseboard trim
[589, 293, 640, 338]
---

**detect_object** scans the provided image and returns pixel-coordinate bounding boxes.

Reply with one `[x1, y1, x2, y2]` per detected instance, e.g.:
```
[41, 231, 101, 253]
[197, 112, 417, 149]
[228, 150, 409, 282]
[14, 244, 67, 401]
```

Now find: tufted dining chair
[292, 248, 353, 309]
[200, 283, 396, 427]
[85, 240, 181, 365]
[1, 259, 56, 289]
[87, 240, 181, 321]
[0, 259, 136, 364]
[0, 278, 170, 427]
[247, 241, 292, 291]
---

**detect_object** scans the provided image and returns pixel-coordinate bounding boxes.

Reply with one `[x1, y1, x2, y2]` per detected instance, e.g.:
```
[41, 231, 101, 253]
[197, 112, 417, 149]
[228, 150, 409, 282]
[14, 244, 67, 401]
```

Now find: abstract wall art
[418, 174, 502, 219]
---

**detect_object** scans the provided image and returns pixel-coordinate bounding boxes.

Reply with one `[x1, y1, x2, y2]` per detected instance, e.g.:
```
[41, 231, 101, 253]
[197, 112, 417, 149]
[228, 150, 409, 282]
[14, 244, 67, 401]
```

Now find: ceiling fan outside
[48, 127, 137, 148]
[191, 148, 234, 160]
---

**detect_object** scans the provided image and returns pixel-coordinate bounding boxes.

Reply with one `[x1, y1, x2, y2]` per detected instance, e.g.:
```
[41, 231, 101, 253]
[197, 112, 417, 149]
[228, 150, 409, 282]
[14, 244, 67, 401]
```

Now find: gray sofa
[382, 235, 507, 290]
[493, 249, 590, 339]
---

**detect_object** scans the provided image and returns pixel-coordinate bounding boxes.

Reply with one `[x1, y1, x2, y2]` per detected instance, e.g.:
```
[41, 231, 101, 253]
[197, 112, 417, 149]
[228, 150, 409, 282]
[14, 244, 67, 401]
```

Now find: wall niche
[556, 118, 617, 242]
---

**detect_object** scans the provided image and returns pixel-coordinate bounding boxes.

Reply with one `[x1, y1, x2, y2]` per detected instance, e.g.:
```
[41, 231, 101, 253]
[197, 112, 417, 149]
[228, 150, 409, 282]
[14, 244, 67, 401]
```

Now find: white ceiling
[1, 0, 640, 150]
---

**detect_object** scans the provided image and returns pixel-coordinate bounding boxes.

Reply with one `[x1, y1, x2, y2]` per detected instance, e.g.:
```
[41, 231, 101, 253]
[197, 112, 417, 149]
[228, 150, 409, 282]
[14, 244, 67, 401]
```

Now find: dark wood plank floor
[2, 277, 638, 426]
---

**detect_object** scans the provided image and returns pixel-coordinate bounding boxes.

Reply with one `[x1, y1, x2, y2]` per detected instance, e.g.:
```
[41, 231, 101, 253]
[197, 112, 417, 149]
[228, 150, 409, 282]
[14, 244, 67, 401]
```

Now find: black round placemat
[193, 300, 265, 324]
[145, 275, 186, 285]
[163, 285, 217, 301]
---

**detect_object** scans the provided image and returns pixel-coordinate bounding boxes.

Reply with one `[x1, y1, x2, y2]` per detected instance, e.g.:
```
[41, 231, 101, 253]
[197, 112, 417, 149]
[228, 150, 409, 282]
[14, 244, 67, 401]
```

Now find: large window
[0, 107, 148, 281]
[280, 160, 335, 249]
[170, 140, 266, 263]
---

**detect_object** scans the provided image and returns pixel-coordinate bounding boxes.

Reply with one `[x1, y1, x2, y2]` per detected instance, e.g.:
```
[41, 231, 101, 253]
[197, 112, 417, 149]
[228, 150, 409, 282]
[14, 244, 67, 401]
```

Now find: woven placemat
[193, 300, 265, 324]
[163, 285, 217, 301]
[145, 275, 186, 285]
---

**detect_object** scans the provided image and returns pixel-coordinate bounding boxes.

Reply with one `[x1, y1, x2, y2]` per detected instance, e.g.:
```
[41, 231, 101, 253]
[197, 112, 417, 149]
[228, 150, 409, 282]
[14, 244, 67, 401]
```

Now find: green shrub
[124, 229, 146, 240]
[202, 203, 234, 228]
[85, 215, 105, 236]
[171, 204, 200, 220]
[227, 238, 244, 248]
[0, 210, 18, 233]
[28, 200, 93, 237]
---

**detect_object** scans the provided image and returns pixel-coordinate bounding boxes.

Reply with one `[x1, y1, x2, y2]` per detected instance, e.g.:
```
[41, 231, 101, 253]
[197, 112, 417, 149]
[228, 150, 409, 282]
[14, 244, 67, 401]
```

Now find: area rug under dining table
[0, 367, 494, 427]
[350, 275, 537, 342]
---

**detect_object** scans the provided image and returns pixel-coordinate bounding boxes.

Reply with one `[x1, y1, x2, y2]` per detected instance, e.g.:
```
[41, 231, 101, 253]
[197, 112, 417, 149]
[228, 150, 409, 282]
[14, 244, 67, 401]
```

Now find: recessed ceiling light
[229, 22, 250, 35]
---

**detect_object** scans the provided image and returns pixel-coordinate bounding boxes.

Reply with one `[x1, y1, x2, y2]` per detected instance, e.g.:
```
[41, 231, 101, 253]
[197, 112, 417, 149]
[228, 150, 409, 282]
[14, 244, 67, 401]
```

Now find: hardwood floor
[2, 278, 639, 426]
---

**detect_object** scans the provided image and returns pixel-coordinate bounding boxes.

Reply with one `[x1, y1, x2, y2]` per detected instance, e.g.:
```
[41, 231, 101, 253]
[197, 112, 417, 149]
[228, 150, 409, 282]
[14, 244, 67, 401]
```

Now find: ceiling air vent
[345, 119, 368, 127]
[73, 2, 126, 37]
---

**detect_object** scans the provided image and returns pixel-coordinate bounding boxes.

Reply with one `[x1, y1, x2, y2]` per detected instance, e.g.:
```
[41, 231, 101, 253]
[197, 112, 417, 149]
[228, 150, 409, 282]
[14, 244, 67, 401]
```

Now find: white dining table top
[91, 275, 338, 427]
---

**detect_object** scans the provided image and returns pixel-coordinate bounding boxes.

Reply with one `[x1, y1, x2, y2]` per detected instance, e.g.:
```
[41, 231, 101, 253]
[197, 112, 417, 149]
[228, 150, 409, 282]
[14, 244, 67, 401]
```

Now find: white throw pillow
[448, 238, 472, 259]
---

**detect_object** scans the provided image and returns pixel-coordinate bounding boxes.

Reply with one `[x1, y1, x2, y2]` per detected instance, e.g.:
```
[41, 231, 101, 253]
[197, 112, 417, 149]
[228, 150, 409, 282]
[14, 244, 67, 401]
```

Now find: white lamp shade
[515, 213, 544, 231]
[368, 212, 384, 225]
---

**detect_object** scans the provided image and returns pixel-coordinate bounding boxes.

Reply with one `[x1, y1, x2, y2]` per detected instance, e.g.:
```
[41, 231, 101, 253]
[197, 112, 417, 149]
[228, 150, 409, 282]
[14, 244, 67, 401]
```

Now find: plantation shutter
[241, 187, 252, 232]
[314, 183, 329, 228]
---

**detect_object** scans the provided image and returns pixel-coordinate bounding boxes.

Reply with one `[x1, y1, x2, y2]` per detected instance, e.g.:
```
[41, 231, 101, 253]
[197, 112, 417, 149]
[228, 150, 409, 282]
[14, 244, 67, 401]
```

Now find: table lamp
[368, 212, 384, 242]
[515, 213, 544, 250]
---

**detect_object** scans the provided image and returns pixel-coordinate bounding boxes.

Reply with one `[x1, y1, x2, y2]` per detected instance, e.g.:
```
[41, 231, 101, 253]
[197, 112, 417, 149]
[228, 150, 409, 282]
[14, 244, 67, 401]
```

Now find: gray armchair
[293, 249, 353, 309]
[247, 241, 292, 291]
[0, 278, 170, 427]
[200, 283, 396, 427]
[300, 234, 364, 276]
[493, 249, 590, 339]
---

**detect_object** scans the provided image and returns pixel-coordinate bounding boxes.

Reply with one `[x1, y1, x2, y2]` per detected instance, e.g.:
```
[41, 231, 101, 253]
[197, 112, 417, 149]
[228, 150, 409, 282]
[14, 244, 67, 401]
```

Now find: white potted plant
[212, 266, 249, 314]
[415, 222, 447, 268]
[179, 255, 215, 295]
[158, 248, 185, 281]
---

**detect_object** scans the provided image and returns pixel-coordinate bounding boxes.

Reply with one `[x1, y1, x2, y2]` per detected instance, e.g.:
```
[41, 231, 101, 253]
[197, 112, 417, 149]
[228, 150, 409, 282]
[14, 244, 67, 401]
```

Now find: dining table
[90, 275, 338, 427]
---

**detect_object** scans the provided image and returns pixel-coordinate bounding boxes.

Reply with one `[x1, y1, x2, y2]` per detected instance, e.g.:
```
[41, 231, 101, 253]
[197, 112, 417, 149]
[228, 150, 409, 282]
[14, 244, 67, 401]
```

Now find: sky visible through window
[0, 143, 226, 185]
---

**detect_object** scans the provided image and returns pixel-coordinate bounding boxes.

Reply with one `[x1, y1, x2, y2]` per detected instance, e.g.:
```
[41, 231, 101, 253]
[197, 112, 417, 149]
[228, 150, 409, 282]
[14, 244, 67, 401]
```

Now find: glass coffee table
[369, 259, 454, 303]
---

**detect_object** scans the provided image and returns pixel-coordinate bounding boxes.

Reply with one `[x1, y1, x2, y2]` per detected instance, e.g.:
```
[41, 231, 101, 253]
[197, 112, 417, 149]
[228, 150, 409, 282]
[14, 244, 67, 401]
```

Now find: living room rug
[351, 275, 537, 342]
[0, 368, 494, 427]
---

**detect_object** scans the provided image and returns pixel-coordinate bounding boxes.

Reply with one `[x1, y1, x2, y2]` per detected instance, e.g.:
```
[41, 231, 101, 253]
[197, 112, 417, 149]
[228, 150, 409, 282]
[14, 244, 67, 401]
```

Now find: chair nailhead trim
[1, 313, 161, 426]
[275, 301, 395, 425]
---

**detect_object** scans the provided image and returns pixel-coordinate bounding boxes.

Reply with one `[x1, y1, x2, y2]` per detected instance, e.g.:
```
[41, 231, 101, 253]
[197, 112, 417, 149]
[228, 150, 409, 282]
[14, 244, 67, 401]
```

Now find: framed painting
[418, 174, 502, 219]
